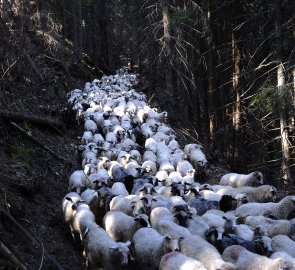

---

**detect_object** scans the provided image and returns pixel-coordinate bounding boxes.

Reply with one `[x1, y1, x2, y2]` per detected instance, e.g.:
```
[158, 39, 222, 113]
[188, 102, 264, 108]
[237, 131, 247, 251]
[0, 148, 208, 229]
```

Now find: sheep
[189, 148, 209, 173]
[234, 195, 295, 219]
[169, 171, 183, 184]
[151, 194, 172, 210]
[271, 252, 295, 269]
[142, 160, 158, 176]
[187, 198, 218, 215]
[109, 194, 139, 216]
[80, 188, 99, 205]
[126, 161, 146, 178]
[84, 223, 131, 270]
[159, 159, 175, 174]
[232, 224, 255, 241]
[176, 160, 194, 177]
[156, 170, 170, 186]
[220, 172, 264, 188]
[159, 252, 207, 270]
[271, 235, 295, 257]
[150, 207, 191, 237]
[68, 170, 87, 194]
[72, 202, 96, 241]
[84, 119, 98, 133]
[245, 215, 295, 238]
[183, 143, 203, 156]
[174, 210, 209, 239]
[103, 211, 150, 242]
[81, 131, 93, 145]
[111, 182, 129, 196]
[135, 183, 156, 196]
[132, 228, 183, 270]
[202, 212, 228, 242]
[143, 150, 157, 163]
[97, 156, 110, 169]
[220, 234, 273, 256]
[129, 149, 142, 164]
[222, 245, 285, 270]
[180, 235, 237, 270]
[62, 192, 82, 238]
[217, 185, 278, 203]
[84, 163, 97, 176]
[155, 183, 185, 198]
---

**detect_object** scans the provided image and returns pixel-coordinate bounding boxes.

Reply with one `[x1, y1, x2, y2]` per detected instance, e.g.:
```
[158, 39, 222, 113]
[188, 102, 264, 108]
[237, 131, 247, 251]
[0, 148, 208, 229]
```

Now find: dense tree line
[1, 0, 294, 186]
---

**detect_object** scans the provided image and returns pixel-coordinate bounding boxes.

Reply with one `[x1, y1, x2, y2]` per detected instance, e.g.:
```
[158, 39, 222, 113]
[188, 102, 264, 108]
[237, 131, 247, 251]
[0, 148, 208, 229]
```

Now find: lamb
[68, 170, 87, 194]
[103, 211, 150, 242]
[180, 235, 237, 270]
[271, 235, 295, 257]
[150, 207, 191, 237]
[132, 228, 183, 270]
[234, 195, 295, 219]
[84, 223, 131, 270]
[159, 252, 207, 270]
[222, 245, 285, 270]
[220, 172, 264, 188]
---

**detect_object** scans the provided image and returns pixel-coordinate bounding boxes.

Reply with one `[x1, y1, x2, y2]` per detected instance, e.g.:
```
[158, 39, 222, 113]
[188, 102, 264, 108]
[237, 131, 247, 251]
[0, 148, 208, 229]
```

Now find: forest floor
[0, 69, 291, 270]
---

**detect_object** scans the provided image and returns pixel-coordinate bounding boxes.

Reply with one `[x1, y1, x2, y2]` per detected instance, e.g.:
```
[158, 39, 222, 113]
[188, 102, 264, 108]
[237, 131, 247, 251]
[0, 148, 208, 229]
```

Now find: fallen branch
[10, 121, 70, 164]
[0, 241, 27, 270]
[0, 110, 63, 129]
[0, 205, 64, 270]
[25, 53, 44, 81]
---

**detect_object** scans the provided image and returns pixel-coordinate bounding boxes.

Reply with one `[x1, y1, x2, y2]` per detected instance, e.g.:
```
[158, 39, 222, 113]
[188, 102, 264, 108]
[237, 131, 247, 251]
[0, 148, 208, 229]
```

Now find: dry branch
[0, 241, 27, 270]
[0, 205, 64, 270]
[0, 110, 63, 129]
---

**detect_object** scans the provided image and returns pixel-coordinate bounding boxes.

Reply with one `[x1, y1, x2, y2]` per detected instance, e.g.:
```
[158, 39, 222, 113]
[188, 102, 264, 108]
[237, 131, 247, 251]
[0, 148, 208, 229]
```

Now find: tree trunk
[232, 27, 241, 166]
[207, 0, 215, 139]
[275, 0, 292, 185]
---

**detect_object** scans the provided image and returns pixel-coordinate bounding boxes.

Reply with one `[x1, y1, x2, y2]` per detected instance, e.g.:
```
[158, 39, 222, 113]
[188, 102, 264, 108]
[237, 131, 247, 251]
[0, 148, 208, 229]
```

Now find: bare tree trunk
[73, 0, 82, 62]
[207, 0, 215, 138]
[275, 0, 292, 185]
[232, 28, 241, 164]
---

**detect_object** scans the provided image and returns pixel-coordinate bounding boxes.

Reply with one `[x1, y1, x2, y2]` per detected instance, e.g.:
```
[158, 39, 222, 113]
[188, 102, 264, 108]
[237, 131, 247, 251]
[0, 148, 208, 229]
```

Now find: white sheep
[84, 119, 98, 133]
[81, 131, 93, 145]
[85, 223, 131, 270]
[103, 211, 150, 242]
[271, 252, 295, 269]
[202, 212, 227, 241]
[142, 160, 158, 176]
[150, 207, 191, 237]
[72, 202, 96, 241]
[159, 251, 207, 270]
[62, 192, 82, 238]
[143, 150, 157, 163]
[111, 182, 129, 196]
[222, 245, 285, 270]
[176, 160, 194, 177]
[68, 170, 87, 194]
[132, 228, 183, 270]
[234, 195, 295, 219]
[189, 148, 209, 173]
[180, 235, 237, 270]
[245, 215, 294, 238]
[109, 194, 139, 216]
[220, 172, 264, 188]
[271, 235, 295, 257]
[217, 185, 277, 203]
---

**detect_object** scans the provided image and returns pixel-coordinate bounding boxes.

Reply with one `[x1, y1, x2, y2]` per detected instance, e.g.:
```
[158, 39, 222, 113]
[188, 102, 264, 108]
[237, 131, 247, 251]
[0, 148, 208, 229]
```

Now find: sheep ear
[109, 246, 119, 250]
[138, 187, 145, 192]
[66, 197, 73, 202]
[140, 197, 148, 203]
[93, 180, 99, 183]
[130, 201, 136, 208]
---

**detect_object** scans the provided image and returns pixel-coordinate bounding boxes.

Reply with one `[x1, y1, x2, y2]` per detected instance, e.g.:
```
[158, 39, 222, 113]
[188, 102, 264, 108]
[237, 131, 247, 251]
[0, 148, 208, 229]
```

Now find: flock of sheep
[62, 68, 295, 270]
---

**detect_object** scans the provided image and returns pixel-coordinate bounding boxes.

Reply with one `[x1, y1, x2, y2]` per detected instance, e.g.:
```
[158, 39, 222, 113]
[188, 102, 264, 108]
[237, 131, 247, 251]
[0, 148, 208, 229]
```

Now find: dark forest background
[1, 0, 295, 187]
